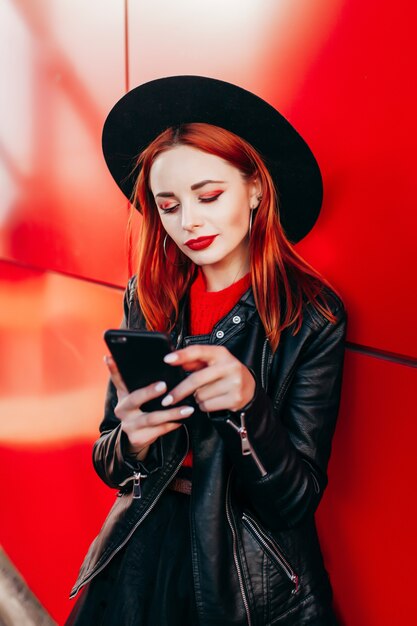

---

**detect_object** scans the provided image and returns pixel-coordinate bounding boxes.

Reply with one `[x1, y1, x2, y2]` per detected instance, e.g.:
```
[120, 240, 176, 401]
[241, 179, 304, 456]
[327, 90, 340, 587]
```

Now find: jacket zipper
[118, 470, 147, 499]
[226, 412, 267, 477]
[133, 471, 143, 499]
[70, 426, 190, 598]
[225, 472, 252, 626]
[242, 511, 299, 595]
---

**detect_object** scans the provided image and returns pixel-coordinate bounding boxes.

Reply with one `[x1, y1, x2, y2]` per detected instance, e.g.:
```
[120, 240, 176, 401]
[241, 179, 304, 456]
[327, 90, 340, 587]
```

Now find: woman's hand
[160, 345, 256, 413]
[104, 355, 195, 461]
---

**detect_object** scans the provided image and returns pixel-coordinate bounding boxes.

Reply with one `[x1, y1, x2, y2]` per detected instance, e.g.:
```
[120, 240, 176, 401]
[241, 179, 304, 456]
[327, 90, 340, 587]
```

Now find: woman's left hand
[160, 345, 256, 413]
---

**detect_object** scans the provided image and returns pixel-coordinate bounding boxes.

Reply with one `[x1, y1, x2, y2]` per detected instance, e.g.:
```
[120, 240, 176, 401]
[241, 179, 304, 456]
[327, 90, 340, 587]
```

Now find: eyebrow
[155, 180, 225, 198]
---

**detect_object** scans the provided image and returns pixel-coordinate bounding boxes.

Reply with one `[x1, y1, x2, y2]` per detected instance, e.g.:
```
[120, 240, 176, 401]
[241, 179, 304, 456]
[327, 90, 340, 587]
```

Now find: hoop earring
[249, 209, 255, 238]
[163, 233, 186, 266]
[163, 233, 168, 257]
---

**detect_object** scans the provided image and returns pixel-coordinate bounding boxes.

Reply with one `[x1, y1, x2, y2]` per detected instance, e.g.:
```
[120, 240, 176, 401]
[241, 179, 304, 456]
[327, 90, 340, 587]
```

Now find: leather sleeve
[92, 278, 163, 490]
[209, 303, 347, 530]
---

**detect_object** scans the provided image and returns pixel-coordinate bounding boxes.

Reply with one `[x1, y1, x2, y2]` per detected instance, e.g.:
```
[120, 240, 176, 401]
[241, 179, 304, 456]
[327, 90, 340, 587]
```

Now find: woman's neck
[200, 259, 250, 292]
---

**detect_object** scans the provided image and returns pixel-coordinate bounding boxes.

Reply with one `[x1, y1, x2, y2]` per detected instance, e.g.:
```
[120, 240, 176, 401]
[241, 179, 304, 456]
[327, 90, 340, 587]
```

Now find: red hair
[128, 123, 339, 353]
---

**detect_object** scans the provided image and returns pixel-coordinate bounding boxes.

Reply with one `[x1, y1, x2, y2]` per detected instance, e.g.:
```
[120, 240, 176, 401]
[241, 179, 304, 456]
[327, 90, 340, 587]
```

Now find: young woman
[66, 76, 347, 626]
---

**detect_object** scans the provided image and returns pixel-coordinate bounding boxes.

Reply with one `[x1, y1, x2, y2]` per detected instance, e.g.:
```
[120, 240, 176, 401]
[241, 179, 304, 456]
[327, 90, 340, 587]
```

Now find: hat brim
[102, 75, 322, 243]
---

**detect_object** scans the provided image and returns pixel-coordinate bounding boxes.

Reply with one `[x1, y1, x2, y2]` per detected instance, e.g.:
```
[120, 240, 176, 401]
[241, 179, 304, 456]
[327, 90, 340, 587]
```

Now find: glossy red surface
[290, 0, 417, 358]
[1, 0, 416, 624]
[0, 443, 114, 624]
[0, 261, 122, 623]
[0, 261, 123, 446]
[317, 350, 416, 624]
[0, 0, 129, 286]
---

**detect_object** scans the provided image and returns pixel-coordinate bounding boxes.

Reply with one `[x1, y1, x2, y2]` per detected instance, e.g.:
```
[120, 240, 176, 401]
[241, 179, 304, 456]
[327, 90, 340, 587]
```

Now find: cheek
[226, 199, 249, 231]
[159, 216, 178, 238]
[216, 192, 244, 220]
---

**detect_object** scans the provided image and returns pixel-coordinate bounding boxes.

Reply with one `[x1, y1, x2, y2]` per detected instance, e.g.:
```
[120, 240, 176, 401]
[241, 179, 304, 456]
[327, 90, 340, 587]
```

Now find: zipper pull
[227, 413, 268, 476]
[238, 412, 251, 456]
[226, 413, 251, 455]
[133, 471, 142, 499]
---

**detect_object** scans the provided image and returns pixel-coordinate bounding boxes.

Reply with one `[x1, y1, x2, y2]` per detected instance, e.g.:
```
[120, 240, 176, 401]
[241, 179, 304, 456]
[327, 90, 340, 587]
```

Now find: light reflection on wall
[0, 0, 128, 285]
[0, 262, 123, 446]
[128, 0, 344, 106]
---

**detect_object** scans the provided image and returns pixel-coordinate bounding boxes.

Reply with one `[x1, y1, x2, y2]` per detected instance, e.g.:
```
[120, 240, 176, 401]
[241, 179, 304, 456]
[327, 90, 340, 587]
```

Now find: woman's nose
[181, 200, 203, 231]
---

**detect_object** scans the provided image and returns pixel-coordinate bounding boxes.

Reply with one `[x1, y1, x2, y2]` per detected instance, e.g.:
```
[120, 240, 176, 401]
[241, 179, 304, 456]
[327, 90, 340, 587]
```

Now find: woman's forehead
[149, 145, 239, 190]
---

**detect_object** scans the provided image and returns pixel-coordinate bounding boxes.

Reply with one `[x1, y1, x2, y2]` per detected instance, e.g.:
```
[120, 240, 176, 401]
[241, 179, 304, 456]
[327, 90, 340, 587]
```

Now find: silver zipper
[133, 471, 143, 499]
[118, 467, 149, 500]
[118, 470, 147, 498]
[242, 511, 299, 595]
[70, 426, 190, 598]
[225, 472, 252, 626]
[227, 412, 267, 477]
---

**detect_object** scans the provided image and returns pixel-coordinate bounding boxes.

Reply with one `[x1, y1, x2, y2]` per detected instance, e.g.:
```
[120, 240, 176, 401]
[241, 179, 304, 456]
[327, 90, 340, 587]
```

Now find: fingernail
[161, 394, 174, 407]
[164, 353, 178, 363]
[180, 406, 194, 416]
[155, 381, 167, 392]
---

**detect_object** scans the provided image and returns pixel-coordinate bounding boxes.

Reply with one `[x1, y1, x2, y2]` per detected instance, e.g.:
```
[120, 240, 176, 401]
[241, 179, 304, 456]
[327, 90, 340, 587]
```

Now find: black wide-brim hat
[102, 75, 323, 243]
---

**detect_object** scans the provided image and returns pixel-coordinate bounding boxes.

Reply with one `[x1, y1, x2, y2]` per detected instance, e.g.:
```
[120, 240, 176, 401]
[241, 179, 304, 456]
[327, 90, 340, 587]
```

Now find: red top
[183, 268, 251, 467]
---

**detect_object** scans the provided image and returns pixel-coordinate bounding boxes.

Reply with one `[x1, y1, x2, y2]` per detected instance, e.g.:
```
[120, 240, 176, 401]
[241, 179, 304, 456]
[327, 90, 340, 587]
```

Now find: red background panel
[0, 0, 128, 286]
[0, 443, 114, 625]
[0, 261, 123, 445]
[291, 0, 417, 358]
[0, 261, 122, 623]
[316, 350, 416, 624]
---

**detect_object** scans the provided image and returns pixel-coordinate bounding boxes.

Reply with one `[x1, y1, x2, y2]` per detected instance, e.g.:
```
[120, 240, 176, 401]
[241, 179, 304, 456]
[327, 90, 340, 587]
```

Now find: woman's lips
[185, 235, 218, 250]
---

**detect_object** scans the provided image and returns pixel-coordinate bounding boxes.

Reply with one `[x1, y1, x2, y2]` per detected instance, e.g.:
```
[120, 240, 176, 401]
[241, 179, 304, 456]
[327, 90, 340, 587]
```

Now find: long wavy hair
[128, 122, 339, 353]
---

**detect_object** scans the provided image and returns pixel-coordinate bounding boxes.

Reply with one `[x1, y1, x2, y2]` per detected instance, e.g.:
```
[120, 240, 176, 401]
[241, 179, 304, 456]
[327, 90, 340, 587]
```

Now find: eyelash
[161, 193, 223, 214]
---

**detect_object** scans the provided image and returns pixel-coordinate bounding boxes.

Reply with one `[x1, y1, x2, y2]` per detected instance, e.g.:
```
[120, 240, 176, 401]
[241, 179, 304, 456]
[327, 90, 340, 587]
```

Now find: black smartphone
[104, 329, 193, 414]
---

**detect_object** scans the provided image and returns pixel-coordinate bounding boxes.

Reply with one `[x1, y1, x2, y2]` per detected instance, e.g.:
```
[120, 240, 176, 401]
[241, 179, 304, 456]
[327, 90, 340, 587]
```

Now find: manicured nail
[164, 353, 178, 363]
[180, 406, 194, 416]
[161, 394, 174, 407]
[154, 381, 167, 392]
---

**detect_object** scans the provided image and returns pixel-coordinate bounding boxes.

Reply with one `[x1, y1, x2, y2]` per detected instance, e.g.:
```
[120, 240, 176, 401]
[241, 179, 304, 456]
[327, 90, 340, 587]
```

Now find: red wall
[1, 1, 415, 624]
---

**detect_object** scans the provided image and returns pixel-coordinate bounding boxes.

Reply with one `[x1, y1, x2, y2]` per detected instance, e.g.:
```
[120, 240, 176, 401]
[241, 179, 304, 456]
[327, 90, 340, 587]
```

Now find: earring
[249, 209, 254, 237]
[250, 196, 262, 210]
[162, 233, 168, 260]
[163, 233, 186, 266]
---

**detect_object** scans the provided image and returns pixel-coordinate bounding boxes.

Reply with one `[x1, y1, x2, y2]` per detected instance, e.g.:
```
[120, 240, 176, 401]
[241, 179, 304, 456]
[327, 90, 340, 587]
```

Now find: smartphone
[104, 329, 193, 414]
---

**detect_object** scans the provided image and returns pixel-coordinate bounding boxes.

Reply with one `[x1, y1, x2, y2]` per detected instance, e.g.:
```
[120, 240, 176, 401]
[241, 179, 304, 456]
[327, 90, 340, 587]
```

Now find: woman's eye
[199, 192, 223, 203]
[161, 204, 179, 214]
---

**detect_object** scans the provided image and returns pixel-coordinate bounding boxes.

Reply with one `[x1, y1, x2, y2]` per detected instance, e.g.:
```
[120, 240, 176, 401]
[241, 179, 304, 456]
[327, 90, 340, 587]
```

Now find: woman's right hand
[104, 355, 194, 461]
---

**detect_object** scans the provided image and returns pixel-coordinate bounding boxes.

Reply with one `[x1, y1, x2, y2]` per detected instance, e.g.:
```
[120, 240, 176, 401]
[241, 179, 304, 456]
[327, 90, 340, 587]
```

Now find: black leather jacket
[70, 276, 347, 625]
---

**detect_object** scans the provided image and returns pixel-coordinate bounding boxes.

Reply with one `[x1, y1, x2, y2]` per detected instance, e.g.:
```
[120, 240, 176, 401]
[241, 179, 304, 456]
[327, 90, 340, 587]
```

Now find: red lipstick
[184, 235, 218, 250]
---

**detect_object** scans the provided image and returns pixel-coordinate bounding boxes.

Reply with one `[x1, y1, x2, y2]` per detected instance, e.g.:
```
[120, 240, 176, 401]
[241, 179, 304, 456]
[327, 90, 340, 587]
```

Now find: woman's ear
[249, 175, 263, 209]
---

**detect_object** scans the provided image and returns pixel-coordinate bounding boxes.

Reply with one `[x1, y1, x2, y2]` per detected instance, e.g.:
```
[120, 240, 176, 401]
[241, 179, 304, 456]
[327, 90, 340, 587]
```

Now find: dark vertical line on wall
[345, 341, 417, 368]
[124, 0, 130, 93]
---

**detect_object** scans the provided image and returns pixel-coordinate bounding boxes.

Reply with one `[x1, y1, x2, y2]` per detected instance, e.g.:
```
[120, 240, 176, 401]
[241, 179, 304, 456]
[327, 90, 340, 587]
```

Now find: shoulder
[302, 284, 347, 332]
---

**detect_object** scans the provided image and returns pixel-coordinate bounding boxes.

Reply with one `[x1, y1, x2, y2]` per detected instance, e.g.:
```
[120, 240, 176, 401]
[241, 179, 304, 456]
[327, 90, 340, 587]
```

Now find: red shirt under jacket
[182, 268, 251, 467]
